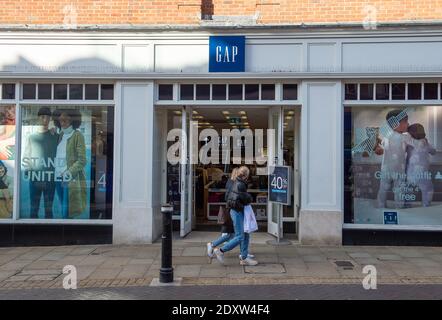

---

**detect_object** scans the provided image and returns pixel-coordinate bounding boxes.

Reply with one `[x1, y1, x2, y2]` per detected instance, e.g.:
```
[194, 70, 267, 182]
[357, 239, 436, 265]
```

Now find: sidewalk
[1, 232, 442, 290]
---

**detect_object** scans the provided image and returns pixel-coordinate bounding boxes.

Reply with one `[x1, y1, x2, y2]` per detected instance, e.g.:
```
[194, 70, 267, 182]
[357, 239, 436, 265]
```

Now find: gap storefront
[1, 26, 442, 246]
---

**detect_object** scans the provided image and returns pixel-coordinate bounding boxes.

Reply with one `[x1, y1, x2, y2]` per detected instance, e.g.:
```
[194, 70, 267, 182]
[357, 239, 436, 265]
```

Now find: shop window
[228, 84, 243, 100]
[54, 84, 68, 100]
[282, 84, 297, 100]
[345, 84, 358, 100]
[85, 84, 99, 100]
[38, 84, 52, 100]
[23, 84, 36, 100]
[212, 84, 226, 100]
[19, 105, 114, 220]
[196, 84, 210, 100]
[360, 84, 374, 100]
[375, 84, 389, 100]
[0, 105, 16, 219]
[158, 84, 173, 100]
[344, 106, 442, 226]
[245, 84, 259, 100]
[2, 84, 15, 100]
[261, 84, 275, 100]
[391, 83, 406, 100]
[69, 84, 83, 100]
[100, 84, 114, 100]
[424, 83, 438, 100]
[408, 83, 422, 100]
[180, 84, 194, 100]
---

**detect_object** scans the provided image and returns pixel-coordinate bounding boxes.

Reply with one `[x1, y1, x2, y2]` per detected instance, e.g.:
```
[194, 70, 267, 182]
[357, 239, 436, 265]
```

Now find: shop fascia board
[4, 72, 442, 80]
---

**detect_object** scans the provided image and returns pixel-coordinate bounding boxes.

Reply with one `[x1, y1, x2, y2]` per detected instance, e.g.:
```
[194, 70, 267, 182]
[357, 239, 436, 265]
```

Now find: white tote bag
[243, 205, 258, 233]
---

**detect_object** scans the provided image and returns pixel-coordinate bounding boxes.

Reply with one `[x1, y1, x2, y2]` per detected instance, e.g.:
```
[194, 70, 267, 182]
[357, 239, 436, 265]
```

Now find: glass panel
[180, 84, 194, 100]
[360, 84, 374, 100]
[100, 84, 114, 100]
[376, 83, 389, 100]
[69, 84, 83, 100]
[212, 84, 226, 100]
[23, 84, 36, 100]
[345, 83, 358, 100]
[167, 109, 182, 219]
[228, 84, 243, 100]
[345, 106, 442, 226]
[261, 84, 275, 100]
[424, 83, 438, 100]
[392, 83, 406, 100]
[20, 105, 114, 219]
[85, 84, 99, 100]
[0, 105, 16, 219]
[282, 84, 297, 100]
[245, 84, 259, 100]
[54, 84, 68, 100]
[196, 84, 210, 100]
[408, 83, 422, 100]
[283, 109, 295, 219]
[2, 84, 15, 100]
[158, 84, 173, 100]
[38, 84, 52, 100]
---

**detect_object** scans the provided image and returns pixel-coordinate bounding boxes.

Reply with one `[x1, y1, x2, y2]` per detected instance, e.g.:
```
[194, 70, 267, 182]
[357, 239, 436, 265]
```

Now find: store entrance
[164, 106, 300, 239]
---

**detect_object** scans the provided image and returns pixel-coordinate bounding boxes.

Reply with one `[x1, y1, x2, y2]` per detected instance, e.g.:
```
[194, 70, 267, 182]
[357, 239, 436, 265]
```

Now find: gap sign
[209, 36, 245, 72]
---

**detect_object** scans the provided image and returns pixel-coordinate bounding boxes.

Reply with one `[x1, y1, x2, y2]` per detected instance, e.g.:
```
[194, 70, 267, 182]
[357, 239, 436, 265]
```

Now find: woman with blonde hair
[213, 166, 258, 266]
[206, 167, 238, 261]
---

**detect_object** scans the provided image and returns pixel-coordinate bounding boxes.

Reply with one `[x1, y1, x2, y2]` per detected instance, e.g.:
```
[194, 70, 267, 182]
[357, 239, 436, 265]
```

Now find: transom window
[345, 82, 441, 101]
[20, 83, 114, 101]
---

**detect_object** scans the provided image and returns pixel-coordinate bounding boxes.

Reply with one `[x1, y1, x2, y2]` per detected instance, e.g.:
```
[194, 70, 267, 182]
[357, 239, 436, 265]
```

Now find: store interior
[166, 107, 298, 232]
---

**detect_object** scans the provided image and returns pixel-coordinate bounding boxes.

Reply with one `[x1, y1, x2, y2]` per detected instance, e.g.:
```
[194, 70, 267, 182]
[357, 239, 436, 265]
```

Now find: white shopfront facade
[1, 27, 442, 246]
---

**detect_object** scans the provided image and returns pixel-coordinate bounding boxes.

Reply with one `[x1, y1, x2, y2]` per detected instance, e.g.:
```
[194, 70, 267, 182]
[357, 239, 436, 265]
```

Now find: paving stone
[0, 261, 31, 271]
[302, 255, 327, 263]
[174, 265, 201, 277]
[18, 269, 61, 276]
[27, 274, 60, 281]
[5, 275, 31, 282]
[407, 258, 441, 268]
[116, 265, 149, 280]
[377, 255, 403, 261]
[305, 262, 340, 277]
[181, 247, 206, 257]
[199, 267, 227, 278]
[172, 256, 209, 265]
[128, 259, 154, 265]
[348, 252, 372, 258]
[89, 268, 123, 280]
[100, 257, 131, 268]
[244, 263, 286, 274]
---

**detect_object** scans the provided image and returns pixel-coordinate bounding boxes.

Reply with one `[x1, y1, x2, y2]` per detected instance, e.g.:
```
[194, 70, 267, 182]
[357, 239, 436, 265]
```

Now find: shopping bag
[217, 206, 225, 225]
[243, 205, 258, 233]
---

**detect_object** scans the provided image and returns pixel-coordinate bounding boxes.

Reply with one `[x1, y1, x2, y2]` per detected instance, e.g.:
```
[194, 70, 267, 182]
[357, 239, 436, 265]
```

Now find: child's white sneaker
[239, 257, 258, 266]
[213, 248, 225, 265]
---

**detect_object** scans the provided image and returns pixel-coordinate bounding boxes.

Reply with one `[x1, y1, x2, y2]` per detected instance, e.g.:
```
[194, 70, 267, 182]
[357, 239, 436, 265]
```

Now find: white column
[299, 81, 343, 245]
[113, 81, 158, 244]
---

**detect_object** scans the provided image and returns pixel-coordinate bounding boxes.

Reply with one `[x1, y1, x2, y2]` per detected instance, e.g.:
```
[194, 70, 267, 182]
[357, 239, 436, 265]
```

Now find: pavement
[0, 231, 442, 296]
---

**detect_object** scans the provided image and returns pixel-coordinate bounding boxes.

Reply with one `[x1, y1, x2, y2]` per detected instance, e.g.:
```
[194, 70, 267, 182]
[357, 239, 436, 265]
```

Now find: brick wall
[0, 0, 442, 26]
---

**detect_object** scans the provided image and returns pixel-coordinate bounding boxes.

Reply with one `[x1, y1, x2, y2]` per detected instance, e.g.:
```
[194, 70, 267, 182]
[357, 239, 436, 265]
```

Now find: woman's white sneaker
[207, 242, 214, 258]
[213, 248, 225, 265]
[239, 257, 258, 266]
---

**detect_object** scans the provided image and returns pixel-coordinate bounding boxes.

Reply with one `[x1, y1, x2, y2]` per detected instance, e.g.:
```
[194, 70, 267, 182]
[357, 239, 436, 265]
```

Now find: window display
[20, 105, 114, 219]
[345, 106, 442, 226]
[0, 105, 15, 219]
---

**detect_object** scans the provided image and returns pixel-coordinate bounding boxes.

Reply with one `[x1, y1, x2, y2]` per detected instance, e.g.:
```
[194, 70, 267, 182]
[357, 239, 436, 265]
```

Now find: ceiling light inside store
[241, 116, 247, 119]
[285, 116, 292, 120]
[239, 111, 246, 115]
[222, 111, 230, 115]
[288, 111, 295, 115]
[193, 110, 198, 114]
[174, 111, 181, 115]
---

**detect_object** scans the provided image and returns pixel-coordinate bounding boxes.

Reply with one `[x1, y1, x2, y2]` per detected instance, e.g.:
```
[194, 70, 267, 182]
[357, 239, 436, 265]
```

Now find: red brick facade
[0, 0, 441, 26]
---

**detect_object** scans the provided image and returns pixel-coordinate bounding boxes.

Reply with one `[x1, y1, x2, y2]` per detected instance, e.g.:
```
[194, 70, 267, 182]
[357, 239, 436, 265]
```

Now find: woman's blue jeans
[212, 233, 234, 247]
[220, 209, 250, 259]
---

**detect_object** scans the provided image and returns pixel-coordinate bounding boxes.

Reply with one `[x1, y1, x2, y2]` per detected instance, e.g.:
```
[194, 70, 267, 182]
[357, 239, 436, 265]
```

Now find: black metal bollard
[159, 203, 174, 283]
